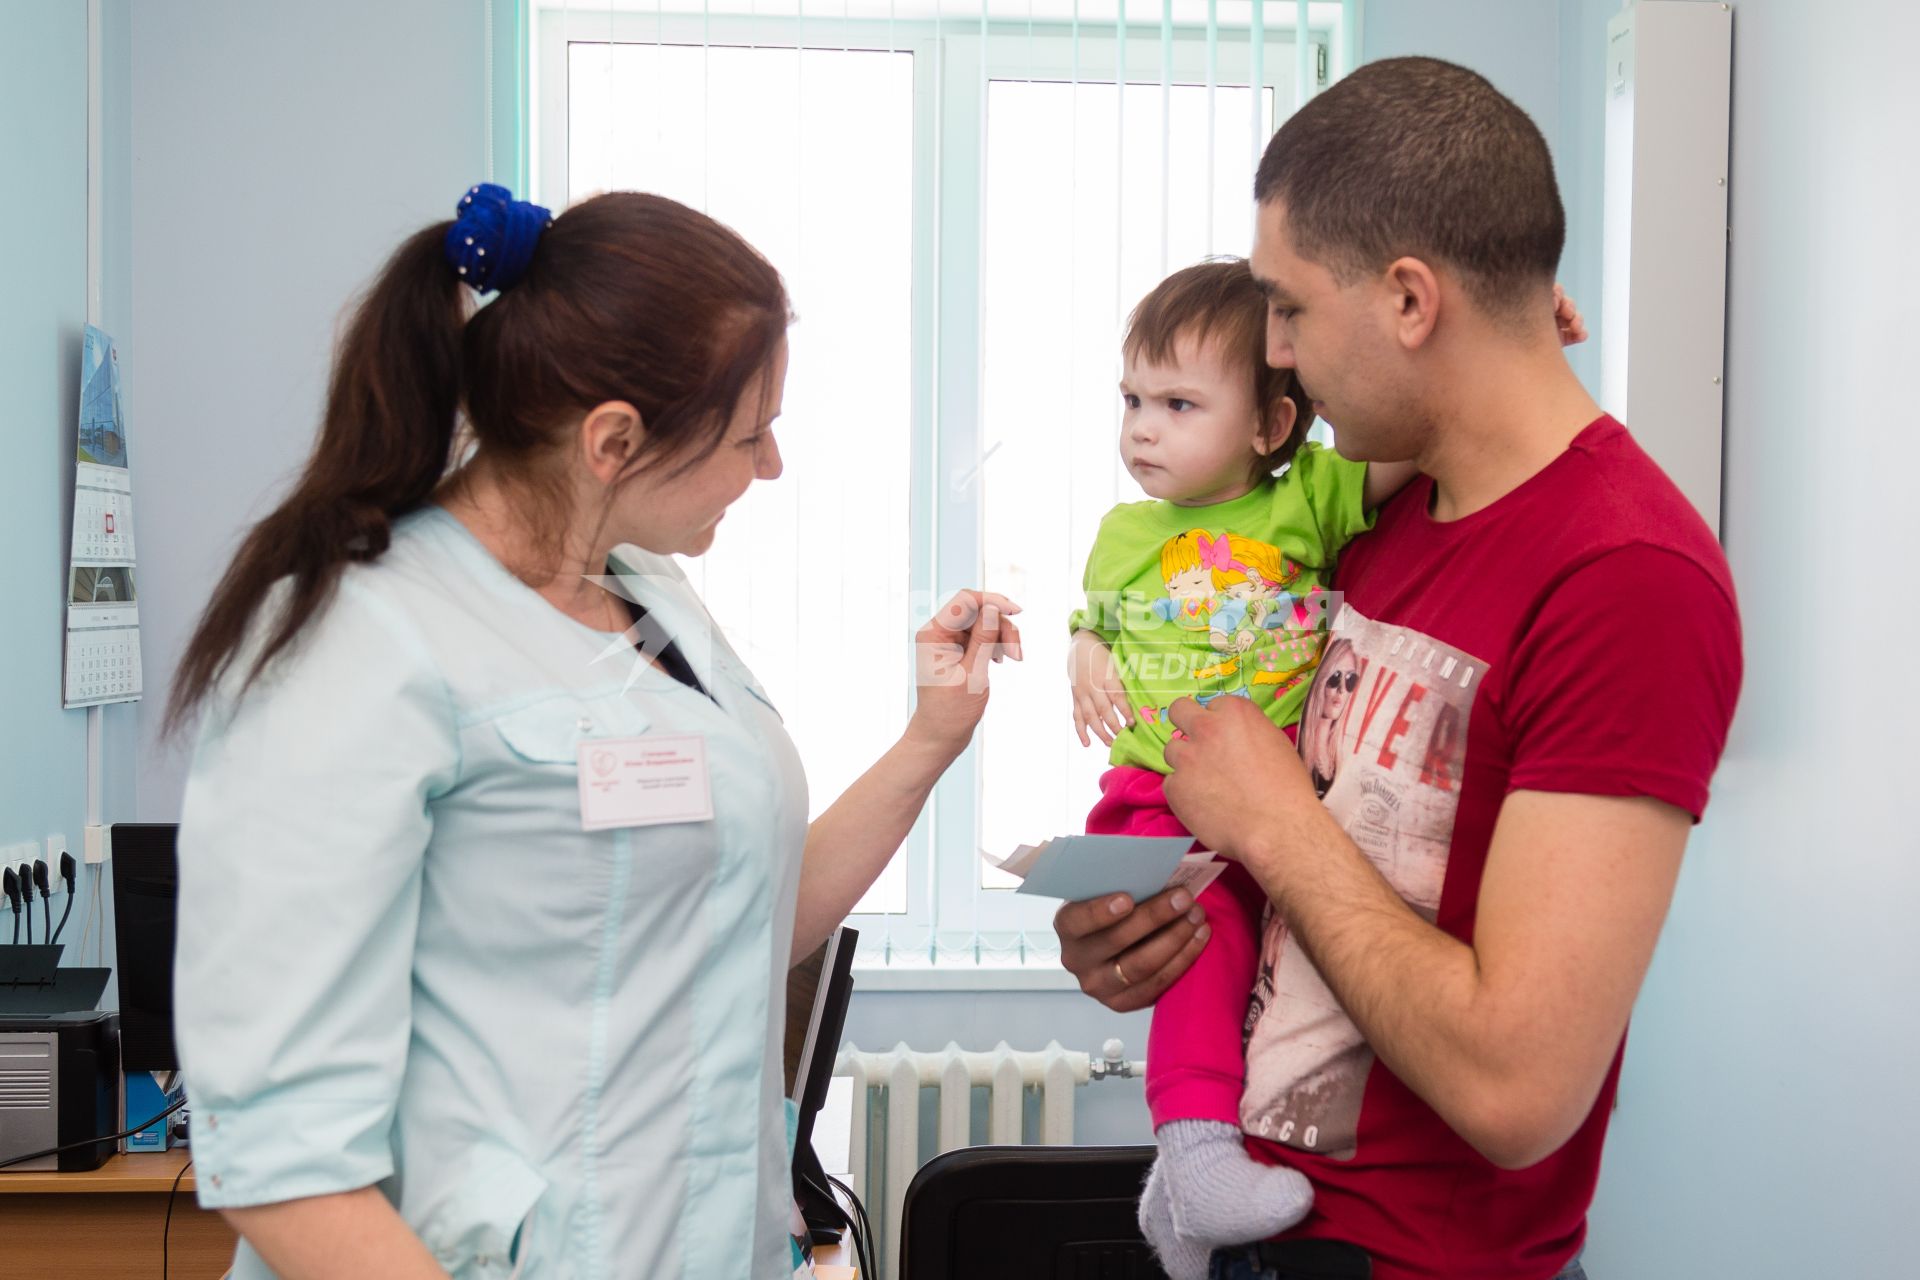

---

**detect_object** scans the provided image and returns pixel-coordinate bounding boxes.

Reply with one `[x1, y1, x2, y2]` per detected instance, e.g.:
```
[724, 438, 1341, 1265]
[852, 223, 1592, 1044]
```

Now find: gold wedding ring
[1113, 959, 1132, 988]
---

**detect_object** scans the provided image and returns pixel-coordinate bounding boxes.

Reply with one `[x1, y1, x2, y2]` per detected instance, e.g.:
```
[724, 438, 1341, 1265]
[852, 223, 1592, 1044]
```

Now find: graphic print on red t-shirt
[1240, 602, 1485, 1160]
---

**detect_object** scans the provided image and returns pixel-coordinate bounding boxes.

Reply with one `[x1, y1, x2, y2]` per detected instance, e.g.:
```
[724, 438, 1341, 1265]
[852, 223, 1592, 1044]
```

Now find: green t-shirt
[1068, 443, 1374, 773]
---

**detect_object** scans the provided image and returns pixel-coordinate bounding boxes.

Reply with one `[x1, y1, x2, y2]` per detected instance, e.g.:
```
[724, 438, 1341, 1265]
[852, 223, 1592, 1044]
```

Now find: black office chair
[898, 1144, 1169, 1280]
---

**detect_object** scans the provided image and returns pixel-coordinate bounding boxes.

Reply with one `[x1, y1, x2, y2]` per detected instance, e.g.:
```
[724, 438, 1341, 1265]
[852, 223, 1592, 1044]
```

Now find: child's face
[1120, 332, 1269, 506]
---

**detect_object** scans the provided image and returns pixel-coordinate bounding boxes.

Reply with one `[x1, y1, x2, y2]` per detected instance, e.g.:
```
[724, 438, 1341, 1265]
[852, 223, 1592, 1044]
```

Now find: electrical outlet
[8, 844, 65, 898]
[84, 824, 109, 865]
[46, 832, 68, 864]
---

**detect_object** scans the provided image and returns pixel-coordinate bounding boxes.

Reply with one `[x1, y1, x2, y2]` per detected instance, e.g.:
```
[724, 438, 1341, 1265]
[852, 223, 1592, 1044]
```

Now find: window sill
[850, 962, 1083, 992]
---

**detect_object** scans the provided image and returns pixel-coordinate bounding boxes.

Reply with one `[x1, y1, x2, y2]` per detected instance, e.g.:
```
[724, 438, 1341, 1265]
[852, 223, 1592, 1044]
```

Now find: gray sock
[1137, 1154, 1216, 1280]
[1155, 1118, 1314, 1246]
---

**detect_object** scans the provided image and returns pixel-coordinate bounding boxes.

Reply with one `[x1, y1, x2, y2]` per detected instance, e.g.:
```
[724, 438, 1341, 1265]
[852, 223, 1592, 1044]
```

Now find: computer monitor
[790, 925, 857, 1241]
[108, 823, 180, 1073]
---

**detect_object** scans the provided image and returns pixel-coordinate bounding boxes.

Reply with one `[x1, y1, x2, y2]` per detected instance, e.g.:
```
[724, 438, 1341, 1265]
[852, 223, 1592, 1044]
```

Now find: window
[565, 35, 921, 914]
[534, 0, 1343, 977]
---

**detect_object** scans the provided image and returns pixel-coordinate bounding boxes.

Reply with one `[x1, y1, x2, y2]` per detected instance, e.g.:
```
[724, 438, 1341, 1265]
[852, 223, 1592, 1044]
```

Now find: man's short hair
[1254, 56, 1564, 318]
[1124, 259, 1315, 474]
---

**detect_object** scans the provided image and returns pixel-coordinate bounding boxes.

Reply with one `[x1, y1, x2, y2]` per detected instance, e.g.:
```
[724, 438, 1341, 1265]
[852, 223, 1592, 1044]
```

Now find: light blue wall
[98, 6, 139, 938]
[1583, 1, 1915, 1272]
[0, 0, 499, 1038]
[1553, 0, 1616, 395]
[0, 0, 133, 982]
[0, 0, 86, 888]
[127, 0, 494, 820]
[1361, 0, 1563, 135]
[1360, 0, 1606, 390]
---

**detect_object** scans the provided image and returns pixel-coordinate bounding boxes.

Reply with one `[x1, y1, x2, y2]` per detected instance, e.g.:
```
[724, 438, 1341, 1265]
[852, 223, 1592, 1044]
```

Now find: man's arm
[1161, 534, 1736, 1166]
[1223, 754, 1687, 1167]
[1056, 717, 1693, 1156]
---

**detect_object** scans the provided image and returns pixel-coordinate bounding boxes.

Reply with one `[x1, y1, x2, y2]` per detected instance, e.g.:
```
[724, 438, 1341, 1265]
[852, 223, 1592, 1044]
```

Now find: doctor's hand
[908, 589, 1024, 757]
[1163, 695, 1317, 861]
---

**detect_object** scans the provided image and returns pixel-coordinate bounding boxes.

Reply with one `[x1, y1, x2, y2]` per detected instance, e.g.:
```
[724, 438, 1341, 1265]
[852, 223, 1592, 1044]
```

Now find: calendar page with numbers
[63, 325, 143, 709]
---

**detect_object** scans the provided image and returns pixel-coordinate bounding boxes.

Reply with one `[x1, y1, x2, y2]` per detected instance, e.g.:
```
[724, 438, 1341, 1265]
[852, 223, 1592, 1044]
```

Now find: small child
[1066, 259, 1412, 1279]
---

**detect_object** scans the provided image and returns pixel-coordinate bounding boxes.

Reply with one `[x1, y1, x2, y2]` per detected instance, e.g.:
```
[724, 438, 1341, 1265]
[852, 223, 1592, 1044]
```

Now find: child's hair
[1123, 258, 1316, 475]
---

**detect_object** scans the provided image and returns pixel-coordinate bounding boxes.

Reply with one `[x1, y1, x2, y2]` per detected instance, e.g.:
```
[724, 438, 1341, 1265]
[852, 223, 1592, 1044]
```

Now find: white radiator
[831, 1039, 1143, 1280]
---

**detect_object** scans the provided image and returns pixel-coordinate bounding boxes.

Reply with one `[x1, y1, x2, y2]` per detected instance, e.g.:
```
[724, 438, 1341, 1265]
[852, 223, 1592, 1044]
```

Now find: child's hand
[1069, 629, 1134, 748]
[1554, 284, 1590, 346]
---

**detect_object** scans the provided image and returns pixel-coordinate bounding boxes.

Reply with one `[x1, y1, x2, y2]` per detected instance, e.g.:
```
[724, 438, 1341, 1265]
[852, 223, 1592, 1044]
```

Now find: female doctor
[167, 185, 1021, 1280]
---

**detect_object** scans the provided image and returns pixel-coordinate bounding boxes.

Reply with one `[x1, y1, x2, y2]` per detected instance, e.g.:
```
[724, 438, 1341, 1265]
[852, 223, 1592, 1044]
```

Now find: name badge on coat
[577, 734, 715, 831]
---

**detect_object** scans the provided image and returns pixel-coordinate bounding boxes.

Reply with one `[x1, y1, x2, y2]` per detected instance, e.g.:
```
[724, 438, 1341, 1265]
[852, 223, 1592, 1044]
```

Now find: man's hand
[1053, 887, 1210, 1013]
[1162, 695, 1315, 859]
[1069, 629, 1134, 748]
[1162, 683, 1699, 1169]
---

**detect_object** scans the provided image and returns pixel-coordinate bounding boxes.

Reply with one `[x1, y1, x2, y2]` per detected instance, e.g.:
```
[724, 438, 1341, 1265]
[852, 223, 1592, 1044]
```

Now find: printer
[0, 1011, 119, 1172]
[0, 942, 117, 1173]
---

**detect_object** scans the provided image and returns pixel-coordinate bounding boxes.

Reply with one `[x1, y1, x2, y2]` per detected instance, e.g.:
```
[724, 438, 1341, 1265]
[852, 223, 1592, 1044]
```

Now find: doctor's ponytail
[167, 220, 465, 735]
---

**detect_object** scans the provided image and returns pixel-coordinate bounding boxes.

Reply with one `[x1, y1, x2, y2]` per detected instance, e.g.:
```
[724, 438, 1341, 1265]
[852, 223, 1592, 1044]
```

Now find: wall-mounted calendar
[64, 326, 143, 709]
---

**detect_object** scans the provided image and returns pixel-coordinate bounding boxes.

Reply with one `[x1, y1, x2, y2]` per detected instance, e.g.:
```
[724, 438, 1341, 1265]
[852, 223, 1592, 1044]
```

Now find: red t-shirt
[1240, 416, 1742, 1279]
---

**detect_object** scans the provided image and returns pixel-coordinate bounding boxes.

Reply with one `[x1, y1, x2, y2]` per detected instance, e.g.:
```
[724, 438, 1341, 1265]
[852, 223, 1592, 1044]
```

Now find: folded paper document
[984, 834, 1225, 902]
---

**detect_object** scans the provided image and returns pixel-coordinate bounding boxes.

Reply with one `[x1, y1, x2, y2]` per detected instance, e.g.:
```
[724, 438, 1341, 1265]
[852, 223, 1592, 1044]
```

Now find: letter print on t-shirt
[1240, 602, 1483, 1160]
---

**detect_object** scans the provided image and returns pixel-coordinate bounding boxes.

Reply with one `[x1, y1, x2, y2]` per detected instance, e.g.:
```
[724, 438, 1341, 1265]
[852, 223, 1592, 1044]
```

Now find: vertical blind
[528, 0, 1354, 971]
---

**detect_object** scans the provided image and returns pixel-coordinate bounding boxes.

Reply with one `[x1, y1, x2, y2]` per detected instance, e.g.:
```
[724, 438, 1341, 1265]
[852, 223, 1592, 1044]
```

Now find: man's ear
[579, 400, 646, 485]
[1384, 257, 1442, 351]
[1254, 395, 1300, 457]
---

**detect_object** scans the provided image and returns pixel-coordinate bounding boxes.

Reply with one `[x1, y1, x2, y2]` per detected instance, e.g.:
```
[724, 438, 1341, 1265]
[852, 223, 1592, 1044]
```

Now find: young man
[1054, 57, 1742, 1280]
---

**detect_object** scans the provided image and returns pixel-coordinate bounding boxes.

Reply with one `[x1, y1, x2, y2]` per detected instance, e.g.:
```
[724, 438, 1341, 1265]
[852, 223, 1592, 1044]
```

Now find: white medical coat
[174, 508, 809, 1279]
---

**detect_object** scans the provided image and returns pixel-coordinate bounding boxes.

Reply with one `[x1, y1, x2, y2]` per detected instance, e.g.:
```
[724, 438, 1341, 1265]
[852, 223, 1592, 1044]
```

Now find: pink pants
[1086, 763, 1276, 1131]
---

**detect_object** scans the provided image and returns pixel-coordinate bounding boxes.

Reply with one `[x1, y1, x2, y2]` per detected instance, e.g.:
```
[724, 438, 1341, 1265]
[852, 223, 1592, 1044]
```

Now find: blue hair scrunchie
[444, 182, 553, 293]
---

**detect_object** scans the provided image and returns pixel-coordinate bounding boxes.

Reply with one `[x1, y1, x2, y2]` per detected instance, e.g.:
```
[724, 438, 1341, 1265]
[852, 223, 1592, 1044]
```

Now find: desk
[0, 1149, 236, 1278]
[1, 1156, 857, 1279]
[813, 1226, 860, 1279]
